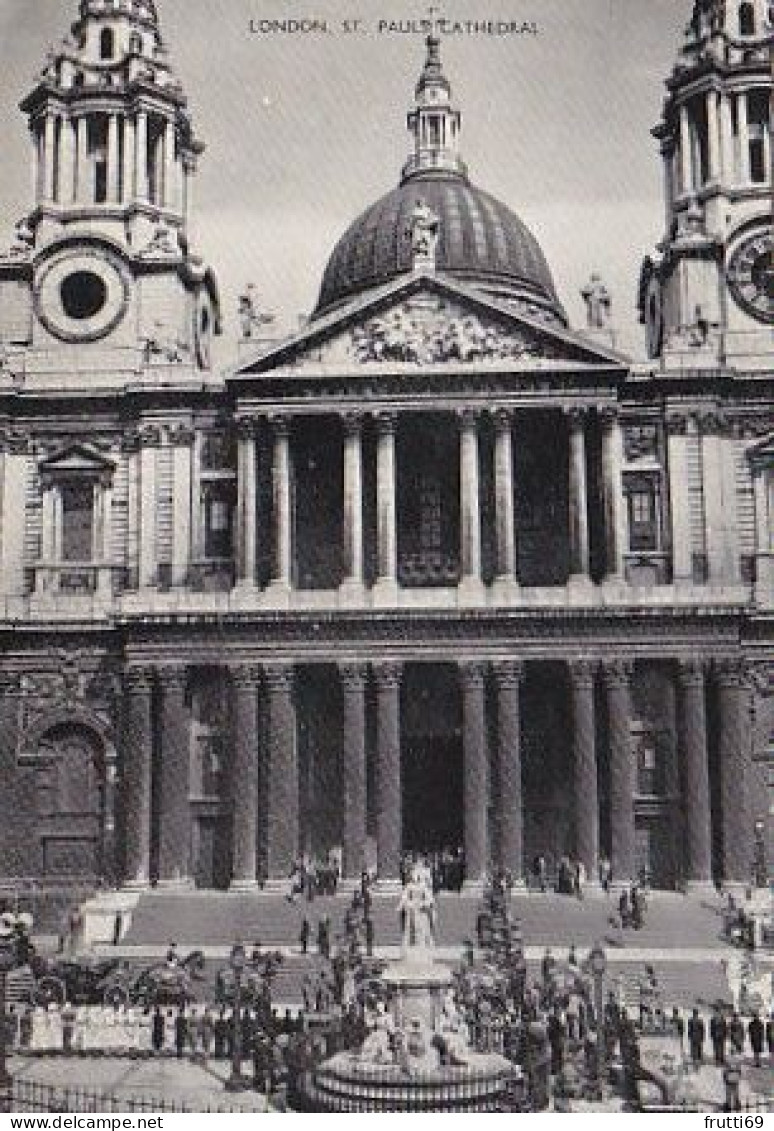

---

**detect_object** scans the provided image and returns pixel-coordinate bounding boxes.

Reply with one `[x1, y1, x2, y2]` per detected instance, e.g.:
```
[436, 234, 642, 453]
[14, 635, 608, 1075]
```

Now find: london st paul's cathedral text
[248, 17, 539, 36]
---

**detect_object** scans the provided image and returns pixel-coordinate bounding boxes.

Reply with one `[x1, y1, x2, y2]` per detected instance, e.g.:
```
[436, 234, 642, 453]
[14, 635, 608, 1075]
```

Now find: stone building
[0, 0, 770, 897]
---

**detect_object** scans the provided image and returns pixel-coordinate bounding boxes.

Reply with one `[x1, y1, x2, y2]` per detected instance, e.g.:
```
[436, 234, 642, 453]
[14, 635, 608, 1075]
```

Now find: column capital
[459, 660, 487, 690]
[715, 657, 745, 689]
[374, 662, 402, 690]
[339, 662, 368, 691]
[665, 411, 689, 436]
[139, 424, 162, 449]
[568, 658, 597, 689]
[0, 672, 21, 696]
[124, 666, 155, 695]
[374, 411, 398, 436]
[492, 659, 525, 687]
[677, 657, 707, 688]
[269, 413, 291, 438]
[456, 408, 482, 431]
[492, 408, 513, 433]
[230, 663, 262, 691]
[598, 405, 620, 426]
[565, 406, 588, 428]
[602, 659, 634, 689]
[157, 666, 188, 693]
[236, 417, 261, 440]
[341, 412, 365, 438]
[264, 663, 295, 693]
[167, 423, 195, 447]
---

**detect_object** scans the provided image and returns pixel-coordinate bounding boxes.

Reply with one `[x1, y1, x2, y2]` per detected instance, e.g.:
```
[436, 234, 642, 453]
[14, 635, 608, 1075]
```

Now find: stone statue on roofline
[407, 198, 440, 269]
[581, 273, 612, 331]
[238, 284, 276, 340]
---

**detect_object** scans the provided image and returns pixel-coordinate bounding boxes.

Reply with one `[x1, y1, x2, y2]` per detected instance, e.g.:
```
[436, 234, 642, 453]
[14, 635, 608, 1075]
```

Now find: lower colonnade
[119, 654, 750, 893]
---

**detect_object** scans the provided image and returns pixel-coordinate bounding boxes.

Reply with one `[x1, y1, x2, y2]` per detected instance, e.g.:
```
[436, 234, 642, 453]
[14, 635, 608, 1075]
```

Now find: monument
[297, 866, 514, 1111]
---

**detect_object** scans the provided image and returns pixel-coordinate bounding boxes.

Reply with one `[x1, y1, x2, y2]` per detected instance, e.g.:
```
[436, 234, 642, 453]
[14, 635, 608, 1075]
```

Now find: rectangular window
[628, 489, 658, 552]
[201, 431, 236, 471]
[202, 486, 234, 559]
[61, 483, 94, 562]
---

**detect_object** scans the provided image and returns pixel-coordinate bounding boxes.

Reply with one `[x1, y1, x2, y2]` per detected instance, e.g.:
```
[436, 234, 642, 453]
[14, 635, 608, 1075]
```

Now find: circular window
[60, 272, 107, 320]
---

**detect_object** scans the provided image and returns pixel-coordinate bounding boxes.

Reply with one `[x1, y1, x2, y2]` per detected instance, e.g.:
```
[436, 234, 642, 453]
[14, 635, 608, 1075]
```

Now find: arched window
[99, 27, 115, 59]
[739, 2, 756, 34]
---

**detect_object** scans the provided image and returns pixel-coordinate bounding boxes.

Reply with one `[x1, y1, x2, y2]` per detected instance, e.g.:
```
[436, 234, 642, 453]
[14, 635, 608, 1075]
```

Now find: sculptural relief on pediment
[290, 296, 566, 369]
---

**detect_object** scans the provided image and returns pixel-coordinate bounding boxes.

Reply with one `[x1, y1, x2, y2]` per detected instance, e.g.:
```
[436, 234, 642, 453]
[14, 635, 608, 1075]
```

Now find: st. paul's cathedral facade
[0, 0, 771, 897]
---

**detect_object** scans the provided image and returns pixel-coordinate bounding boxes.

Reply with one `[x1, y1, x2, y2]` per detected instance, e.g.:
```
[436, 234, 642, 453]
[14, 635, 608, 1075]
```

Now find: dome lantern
[402, 35, 467, 183]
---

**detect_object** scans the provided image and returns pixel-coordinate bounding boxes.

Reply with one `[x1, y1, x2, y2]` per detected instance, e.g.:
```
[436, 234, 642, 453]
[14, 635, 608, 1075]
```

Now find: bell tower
[402, 34, 467, 183]
[0, 0, 220, 379]
[639, 0, 773, 370]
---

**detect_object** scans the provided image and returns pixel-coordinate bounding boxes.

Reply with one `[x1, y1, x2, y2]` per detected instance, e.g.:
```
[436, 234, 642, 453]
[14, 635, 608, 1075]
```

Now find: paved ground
[10, 1054, 270, 1112]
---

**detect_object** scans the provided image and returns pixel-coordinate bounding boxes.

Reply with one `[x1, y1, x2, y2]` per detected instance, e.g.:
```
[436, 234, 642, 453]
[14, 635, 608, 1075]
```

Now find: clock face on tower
[726, 230, 774, 325]
[35, 246, 130, 343]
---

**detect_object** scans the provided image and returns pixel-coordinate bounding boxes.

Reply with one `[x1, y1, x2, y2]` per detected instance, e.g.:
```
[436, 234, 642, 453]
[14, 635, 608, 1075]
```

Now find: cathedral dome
[314, 174, 564, 321]
[313, 35, 565, 323]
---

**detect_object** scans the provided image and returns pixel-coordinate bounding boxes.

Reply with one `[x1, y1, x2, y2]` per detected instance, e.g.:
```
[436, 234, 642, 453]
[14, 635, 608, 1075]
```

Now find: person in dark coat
[152, 1005, 165, 1053]
[766, 1014, 774, 1057]
[299, 918, 310, 955]
[213, 1009, 227, 1059]
[547, 1011, 566, 1076]
[687, 1008, 705, 1065]
[710, 1007, 728, 1065]
[728, 1012, 745, 1056]
[748, 1014, 765, 1068]
[174, 1007, 188, 1059]
[365, 916, 374, 958]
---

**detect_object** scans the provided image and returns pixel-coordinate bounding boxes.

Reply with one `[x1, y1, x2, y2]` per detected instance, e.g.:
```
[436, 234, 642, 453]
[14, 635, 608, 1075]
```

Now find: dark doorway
[401, 665, 463, 853]
[193, 816, 232, 890]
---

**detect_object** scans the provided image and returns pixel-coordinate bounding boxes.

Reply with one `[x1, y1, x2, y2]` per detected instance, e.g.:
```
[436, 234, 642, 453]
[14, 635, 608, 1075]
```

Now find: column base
[155, 877, 195, 890]
[372, 578, 399, 608]
[491, 577, 521, 604]
[567, 574, 595, 598]
[462, 879, 485, 895]
[338, 580, 367, 607]
[262, 877, 293, 894]
[230, 879, 262, 893]
[456, 578, 486, 606]
[122, 878, 152, 892]
[682, 879, 717, 896]
[265, 580, 291, 608]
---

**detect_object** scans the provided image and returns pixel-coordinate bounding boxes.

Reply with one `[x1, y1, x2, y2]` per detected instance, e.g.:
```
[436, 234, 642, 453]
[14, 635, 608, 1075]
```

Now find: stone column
[164, 119, 177, 210]
[122, 668, 154, 886]
[461, 661, 488, 885]
[269, 417, 292, 592]
[107, 113, 120, 203]
[753, 467, 773, 599]
[600, 409, 626, 580]
[568, 410, 590, 582]
[230, 665, 261, 889]
[493, 411, 517, 585]
[265, 665, 298, 880]
[570, 659, 599, 881]
[135, 109, 149, 202]
[677, 659, 713, 887]
[679, 104, 693, 193]
[340, 663, 368, 879]
[667, 414, 693, 585]
[236, 420, 258, 588]
[459, 411, 482, 589]
[157, 667, 191, 885]
[138, 428, 158, 588]
[375, 663, 402, 883]
[0, 675, 21, 875]
[707, 90, 720, 182]
[737, 93, 750, 183]
[719, 92, 733, 183]
[122, 116, 135, 203]
[171, 426, 194, 588]
[604, 660, 635, 883]
[342, 415, 364, 591]
[60, 117, 76, 206]
[493, 660, 524, 882]
[717, 660, 749, 884]
[76, 116, 89, 203]
[44, 114, 56, 202]
[375, 413, 398, 594]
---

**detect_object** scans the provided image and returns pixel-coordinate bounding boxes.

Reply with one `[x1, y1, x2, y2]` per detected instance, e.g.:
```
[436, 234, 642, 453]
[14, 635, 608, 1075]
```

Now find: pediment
[39, 442, 116, 481]
[233, 272, 629, 380]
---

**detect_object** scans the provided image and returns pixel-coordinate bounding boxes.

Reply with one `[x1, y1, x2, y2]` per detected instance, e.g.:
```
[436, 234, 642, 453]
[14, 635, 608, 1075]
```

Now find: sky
[0, 0, 692, 361]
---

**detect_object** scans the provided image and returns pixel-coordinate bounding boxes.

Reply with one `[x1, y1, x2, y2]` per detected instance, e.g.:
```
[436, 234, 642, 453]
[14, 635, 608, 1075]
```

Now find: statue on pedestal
[398, 862, 436, 952]
[407, 198, 440, 269]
